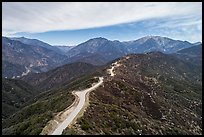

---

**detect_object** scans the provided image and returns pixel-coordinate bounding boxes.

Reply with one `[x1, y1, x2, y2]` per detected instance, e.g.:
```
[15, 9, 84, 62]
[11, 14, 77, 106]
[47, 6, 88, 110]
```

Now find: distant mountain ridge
[10, 37, 63, 54]
[173, 44, 202, 66]
[55, 45, 74, 53]
[65, 36, 196, 66]
[2, 37, 69, 78]
[2, 36, 198, 78]
[65, 37, 128, 65]
[177, 44, 202, 56]
[124, 36, 195, 53]
[193, 42, 202, 45]
[66, 37, 128, 58]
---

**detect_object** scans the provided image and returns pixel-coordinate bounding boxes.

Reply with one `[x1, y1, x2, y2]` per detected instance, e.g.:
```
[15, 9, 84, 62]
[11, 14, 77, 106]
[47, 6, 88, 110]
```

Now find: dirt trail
[107, 62, 121, 76]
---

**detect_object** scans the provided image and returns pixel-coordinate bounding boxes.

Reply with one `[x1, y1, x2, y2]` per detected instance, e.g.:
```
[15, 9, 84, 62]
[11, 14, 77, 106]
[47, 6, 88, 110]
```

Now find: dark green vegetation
[2, 78, 38, 119]
[63, 52, 202, 135]
[2, 86, 75, 135]
[2, 62, 97, 119]
[2, 70, 103, 135]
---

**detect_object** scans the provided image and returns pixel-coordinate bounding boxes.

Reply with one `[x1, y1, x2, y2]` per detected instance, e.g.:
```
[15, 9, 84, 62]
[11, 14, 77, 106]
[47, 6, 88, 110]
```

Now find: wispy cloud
[2, 2, 202, 36]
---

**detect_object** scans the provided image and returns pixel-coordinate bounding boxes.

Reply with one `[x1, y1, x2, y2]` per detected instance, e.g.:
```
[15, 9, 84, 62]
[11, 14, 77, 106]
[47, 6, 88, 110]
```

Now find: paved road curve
[51, 77, 104, 135]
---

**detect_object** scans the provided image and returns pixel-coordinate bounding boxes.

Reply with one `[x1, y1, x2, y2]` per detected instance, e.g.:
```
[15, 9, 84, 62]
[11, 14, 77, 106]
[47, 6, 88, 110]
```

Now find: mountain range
[65, 36, 197, 65]
[10, 37, 63, 55]
[2, 35, 202, 135]
[2, 36, 200, 79]
[2, 51, 202, 135]
[2, 37, 68, 78]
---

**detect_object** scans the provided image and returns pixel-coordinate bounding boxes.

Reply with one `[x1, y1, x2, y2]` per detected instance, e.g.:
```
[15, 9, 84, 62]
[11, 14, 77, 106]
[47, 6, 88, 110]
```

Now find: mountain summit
[125, 36, 194, 53]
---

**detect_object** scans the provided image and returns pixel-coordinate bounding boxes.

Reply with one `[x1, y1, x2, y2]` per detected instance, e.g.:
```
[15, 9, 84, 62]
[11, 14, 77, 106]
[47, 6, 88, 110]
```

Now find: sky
[2, 2, 202, 46]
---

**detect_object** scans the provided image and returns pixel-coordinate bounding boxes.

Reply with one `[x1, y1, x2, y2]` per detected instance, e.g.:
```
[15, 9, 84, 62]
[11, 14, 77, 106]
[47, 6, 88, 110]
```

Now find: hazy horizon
[3, 35, 202, 47]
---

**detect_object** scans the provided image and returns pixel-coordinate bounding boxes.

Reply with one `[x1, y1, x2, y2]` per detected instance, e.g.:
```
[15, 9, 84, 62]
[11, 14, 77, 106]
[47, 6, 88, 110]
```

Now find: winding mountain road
[44, 62, 119, 135]
[50, 77, 104, 135]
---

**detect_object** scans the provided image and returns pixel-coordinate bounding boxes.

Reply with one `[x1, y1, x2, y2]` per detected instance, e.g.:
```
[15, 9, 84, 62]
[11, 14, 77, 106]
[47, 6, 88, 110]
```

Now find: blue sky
[2, 2, 202, 46]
